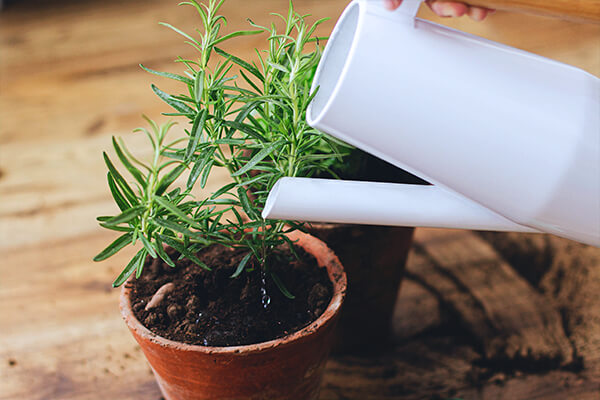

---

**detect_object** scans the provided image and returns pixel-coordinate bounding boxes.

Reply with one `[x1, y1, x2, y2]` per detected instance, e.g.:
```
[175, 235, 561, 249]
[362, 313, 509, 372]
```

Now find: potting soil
[128, 244, 332, 347]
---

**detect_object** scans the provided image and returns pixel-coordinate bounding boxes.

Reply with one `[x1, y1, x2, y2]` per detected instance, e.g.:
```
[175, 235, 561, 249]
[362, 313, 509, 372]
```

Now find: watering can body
[263, 0, 600, 246]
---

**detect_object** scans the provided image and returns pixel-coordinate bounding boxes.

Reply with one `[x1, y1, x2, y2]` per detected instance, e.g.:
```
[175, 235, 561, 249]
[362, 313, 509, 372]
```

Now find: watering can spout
[261, 0, 600, 247]
[262, 178, 539, 233]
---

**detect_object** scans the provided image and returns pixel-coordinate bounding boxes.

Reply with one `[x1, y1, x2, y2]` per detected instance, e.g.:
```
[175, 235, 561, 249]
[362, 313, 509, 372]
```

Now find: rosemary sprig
[95, 0, 351, 295]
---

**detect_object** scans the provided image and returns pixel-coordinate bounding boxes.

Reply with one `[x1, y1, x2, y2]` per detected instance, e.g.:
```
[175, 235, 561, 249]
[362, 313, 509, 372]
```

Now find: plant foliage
[95, 0, 350, 294]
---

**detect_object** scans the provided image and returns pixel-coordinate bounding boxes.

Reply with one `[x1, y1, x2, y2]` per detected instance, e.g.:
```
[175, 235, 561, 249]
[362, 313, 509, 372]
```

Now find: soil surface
[128, 244, 332, 347]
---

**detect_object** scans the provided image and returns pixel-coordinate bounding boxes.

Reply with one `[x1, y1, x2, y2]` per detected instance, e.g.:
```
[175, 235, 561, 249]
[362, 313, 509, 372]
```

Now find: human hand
[384, 0, 494, 21]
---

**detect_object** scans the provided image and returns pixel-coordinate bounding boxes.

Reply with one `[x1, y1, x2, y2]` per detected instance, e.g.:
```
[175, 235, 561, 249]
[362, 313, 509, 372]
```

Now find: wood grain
[412, 229, 573, 364]
[469, 0, 600, 23]
[1, 0, 599, 399]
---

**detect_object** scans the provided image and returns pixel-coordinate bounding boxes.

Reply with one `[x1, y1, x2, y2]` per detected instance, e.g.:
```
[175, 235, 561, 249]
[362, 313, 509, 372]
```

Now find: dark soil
[128, 244, 332, 347]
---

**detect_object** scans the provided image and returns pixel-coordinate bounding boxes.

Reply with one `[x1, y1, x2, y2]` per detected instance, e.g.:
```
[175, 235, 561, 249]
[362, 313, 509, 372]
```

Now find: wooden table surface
[1, 1, 599, 399]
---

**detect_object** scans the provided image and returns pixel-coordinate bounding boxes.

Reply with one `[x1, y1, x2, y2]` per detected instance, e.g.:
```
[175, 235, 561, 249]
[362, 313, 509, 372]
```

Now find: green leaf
[159, 22, 199, 46]
[154, 236, 175, 267]
[199, 159, 214, 189]
[181, 1, 209, 28]
[112, 137, 146, 187]
[162, 151, 185, 161]
[154, 196, 200, 227]
[152, 218, 201, 240]
[100, 205, 146, 227]
[214, 57, 234, 80]
[107, 172, 131, 212]
[193, 70, 205, 103]
[156, 163, 187, 196]
[213, 138, 247, 145]
[239, 220, 270, 230]
[208, 210, 224, 233]
[187, 147, 215, 189]
[239, 69, 263, 95]
[231, 140, 284, 177]
[157, 234, 211, 270]
[103, 153, 138, 205]
[224, 120, 266, 143]
[140, 64, 194, 85]
[214, 47, 264, 80]
[113, 248, 147, 287]
[211, 182, 237, 200]
[185, 109, 208, 160]
[99, 225, 133, 233]
[280, 235, 301, 261]
[230, 206, 244, 225]
[157, 159, 185, 173]
[139, 234, 158, 258]
[119, 137, 152, 172]
[220, 85, 257, 97]
[135, 262, 145, 278]
[170, 93, 195, 103]
[271, 271, 295, 299]
[211, 29, 262, 47]
[236, 173, 272, 188]
[151, 84, 196, 115]
[237, 186, 259, 220]
[267, 61, 288, 73]
[230, 252, 252, 278]
[94, 232, 133, 261]
[306, 17, 330, 38]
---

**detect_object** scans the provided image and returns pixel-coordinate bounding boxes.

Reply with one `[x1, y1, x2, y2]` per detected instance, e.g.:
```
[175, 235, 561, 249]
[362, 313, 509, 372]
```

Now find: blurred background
[1, 1, 599, 399]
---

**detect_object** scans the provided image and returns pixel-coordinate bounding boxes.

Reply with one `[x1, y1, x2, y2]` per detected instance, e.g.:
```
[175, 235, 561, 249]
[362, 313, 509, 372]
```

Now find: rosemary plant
[95, 0, 348, 296]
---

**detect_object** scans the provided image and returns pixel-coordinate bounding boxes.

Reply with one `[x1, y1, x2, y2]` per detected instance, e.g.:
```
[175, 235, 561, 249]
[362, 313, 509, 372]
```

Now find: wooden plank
[0, 0, 343, 145]
[0, 134, 232, 250]
[482, 232, 600, 373]
[466, 0, 600, 23]
[392, 277, 443, 341]
[1, 0, 599, 399]
[415, 229, 574, 364]
[0, 233, 160, 400]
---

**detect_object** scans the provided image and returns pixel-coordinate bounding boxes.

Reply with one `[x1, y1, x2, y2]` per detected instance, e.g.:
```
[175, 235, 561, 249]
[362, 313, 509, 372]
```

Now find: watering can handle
[391, 0, 600, 23]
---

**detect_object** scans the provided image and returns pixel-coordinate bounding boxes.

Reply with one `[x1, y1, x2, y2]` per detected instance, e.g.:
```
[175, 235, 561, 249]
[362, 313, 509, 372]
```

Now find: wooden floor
[1, 0, 599, 399]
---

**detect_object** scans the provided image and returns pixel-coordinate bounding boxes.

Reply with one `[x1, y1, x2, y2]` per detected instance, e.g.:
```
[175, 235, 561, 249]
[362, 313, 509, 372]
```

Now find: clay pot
[120, 230, 347, 400]
[307, 224, 414, 353]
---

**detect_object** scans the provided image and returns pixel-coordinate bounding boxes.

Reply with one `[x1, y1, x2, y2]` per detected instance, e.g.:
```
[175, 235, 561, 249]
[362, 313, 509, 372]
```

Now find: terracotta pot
[120, 230, 347, 400]
[307, 224, 414, 353]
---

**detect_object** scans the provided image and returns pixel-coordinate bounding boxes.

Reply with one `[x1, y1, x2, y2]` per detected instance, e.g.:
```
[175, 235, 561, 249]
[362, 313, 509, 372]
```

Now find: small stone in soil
[145, 282, 175, 311]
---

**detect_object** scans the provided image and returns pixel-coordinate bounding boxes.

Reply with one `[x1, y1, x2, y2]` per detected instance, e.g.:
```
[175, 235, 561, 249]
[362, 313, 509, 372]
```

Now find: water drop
[260, 270, 271, 309]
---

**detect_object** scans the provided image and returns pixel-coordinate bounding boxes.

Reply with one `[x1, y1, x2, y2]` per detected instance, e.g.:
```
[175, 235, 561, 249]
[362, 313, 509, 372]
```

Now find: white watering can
[263, 0, 600, 247]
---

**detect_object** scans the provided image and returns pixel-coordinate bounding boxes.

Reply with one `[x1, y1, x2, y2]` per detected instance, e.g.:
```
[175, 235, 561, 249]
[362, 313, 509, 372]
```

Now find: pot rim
[119, 230, 346, 355]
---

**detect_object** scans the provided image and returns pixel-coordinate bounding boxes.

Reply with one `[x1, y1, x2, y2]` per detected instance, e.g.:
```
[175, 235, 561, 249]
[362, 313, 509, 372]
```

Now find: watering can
[262, 0, 600, 247]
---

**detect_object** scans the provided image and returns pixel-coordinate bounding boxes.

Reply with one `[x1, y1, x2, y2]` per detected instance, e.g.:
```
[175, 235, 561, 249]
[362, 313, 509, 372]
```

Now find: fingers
[467, 6, 494, 21]
[426, 0, 468, 17]
[427, 1, 494, 20]
[384, 0, 403, 11]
